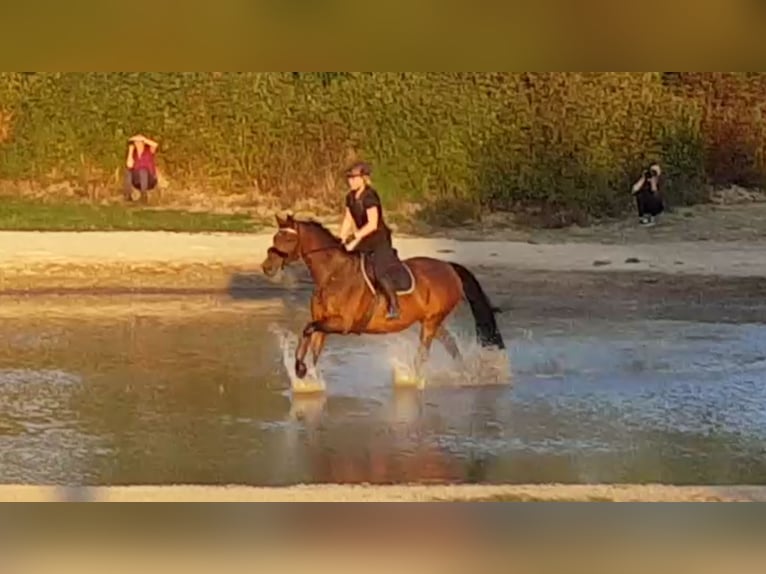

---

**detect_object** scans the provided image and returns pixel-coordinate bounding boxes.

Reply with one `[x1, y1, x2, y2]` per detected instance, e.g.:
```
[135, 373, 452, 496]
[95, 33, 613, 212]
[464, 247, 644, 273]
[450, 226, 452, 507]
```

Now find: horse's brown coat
[261, 215, 504, 382]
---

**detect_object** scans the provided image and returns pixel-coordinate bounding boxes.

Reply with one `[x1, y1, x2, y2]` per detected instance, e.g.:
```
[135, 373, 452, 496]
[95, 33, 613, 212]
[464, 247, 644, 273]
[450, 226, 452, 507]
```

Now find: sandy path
[2, 483, 766, 502]
[1, 230, 765, 277]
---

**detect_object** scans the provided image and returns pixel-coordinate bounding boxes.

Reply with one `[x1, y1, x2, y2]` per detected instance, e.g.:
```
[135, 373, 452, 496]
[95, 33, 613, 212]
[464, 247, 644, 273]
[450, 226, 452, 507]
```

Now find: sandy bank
[2, 483, 766, 502]
[1, 231, 765, 279]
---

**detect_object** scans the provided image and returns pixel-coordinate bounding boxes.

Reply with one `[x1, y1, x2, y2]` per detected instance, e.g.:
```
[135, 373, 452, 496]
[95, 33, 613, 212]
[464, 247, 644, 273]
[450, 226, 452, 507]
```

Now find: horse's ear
[276, 212, 298, 230]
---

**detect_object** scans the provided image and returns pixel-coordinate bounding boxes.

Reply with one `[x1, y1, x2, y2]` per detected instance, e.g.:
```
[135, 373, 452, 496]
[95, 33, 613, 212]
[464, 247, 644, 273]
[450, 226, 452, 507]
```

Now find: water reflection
[0, 295, 765, 485]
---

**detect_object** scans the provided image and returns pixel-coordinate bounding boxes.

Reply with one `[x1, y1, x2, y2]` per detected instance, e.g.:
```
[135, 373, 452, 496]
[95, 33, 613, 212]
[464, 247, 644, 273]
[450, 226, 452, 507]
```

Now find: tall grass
[0, 72, 762, 224]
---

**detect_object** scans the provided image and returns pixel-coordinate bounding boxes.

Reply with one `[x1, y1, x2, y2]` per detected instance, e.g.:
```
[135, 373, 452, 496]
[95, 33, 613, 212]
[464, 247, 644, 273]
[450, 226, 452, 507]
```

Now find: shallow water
[0, 294, 765, 486]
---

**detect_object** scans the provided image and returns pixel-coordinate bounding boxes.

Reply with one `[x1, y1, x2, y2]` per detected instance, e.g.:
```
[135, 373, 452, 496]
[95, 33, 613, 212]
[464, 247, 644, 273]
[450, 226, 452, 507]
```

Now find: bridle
[267, 226, 344, 263]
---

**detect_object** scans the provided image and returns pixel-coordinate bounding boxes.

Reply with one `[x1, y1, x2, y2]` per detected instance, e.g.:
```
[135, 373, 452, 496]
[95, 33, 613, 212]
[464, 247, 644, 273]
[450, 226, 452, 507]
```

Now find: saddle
[360, 253, 415, 296]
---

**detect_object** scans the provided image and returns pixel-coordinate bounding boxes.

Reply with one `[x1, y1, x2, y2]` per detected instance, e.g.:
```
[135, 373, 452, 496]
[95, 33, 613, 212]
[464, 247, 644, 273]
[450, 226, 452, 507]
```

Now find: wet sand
[1, 227, 766, 309]
[1, 229, 766, 278]
[1, 227, 765, 328]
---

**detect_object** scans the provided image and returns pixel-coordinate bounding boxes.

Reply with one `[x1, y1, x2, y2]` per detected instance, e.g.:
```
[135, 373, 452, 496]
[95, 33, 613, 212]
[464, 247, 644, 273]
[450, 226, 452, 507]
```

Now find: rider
[339, 161, 400, 320]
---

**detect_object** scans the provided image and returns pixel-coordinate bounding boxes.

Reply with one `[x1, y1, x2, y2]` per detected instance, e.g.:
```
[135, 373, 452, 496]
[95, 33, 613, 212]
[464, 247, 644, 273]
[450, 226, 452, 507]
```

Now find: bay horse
[261, 214, 505, 382]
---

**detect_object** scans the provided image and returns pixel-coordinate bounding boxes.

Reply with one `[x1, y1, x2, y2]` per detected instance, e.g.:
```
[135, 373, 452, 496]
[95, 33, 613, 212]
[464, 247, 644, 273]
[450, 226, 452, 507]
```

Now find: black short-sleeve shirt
[345, 186, 391, 251]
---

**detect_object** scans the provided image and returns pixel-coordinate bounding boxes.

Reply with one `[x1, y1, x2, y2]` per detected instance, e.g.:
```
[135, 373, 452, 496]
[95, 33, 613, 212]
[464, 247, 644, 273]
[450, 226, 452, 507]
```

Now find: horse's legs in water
[295, 322, 317, 379]
[295, 320, 336, 379]
[310, 331, 326, 368]
[414, 316, 444, 378]
[436, 326, 462, 362]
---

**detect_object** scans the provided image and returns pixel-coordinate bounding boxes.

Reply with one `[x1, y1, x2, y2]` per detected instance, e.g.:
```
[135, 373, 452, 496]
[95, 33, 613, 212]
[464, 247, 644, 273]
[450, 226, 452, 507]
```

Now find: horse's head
[262, 213, 345, 277]
[261, 214, 301, 277]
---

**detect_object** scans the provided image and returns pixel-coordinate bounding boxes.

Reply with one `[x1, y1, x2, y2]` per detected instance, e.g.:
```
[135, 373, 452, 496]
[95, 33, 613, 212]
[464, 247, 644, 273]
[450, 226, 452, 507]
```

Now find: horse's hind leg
[436, 326, 462, 363]
[414, 316, 444, 379]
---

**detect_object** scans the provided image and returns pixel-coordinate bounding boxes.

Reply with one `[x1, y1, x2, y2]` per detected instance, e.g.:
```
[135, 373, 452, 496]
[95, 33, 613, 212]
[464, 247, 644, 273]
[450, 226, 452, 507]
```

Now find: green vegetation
[0, 72, 764, 228]
[0, 198, 258, 232]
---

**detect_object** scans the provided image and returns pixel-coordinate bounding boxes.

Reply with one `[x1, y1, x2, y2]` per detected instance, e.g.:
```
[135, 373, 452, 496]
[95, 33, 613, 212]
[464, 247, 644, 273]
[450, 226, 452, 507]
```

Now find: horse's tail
[450, 262, 505, 350]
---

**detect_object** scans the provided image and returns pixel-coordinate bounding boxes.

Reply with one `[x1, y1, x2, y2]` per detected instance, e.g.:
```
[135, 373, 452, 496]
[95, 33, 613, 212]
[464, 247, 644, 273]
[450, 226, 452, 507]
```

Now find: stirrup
[385, 304, 400, 320]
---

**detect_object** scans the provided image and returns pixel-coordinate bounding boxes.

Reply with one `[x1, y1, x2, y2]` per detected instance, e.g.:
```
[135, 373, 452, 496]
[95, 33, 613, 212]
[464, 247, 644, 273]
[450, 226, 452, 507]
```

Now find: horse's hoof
[392, 367, 426, 390]
[291, 377, 326, 396]
[295, 361, 308, 379]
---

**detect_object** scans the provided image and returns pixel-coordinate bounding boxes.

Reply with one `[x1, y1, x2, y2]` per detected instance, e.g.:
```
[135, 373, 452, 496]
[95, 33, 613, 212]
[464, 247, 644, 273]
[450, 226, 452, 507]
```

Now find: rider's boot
[378, 277, 400, 320]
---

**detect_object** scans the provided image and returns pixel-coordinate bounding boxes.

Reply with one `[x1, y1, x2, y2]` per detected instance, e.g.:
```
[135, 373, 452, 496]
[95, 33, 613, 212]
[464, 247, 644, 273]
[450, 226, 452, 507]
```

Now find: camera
[644, 168, 656, 179]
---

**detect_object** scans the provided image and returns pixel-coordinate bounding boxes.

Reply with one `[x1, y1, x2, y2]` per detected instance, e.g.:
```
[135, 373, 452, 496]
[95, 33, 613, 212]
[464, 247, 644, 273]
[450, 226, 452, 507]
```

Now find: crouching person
[631, 163, 664, 226]
[124, 134, 159, 203]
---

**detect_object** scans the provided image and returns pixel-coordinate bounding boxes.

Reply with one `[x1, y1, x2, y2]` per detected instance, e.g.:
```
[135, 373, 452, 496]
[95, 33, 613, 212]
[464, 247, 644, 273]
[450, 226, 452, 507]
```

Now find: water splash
[384, 325, 512, 389]
[387, 335, 427, 389]
[268, 324, 327, 395]
[0, 369, 81, 388]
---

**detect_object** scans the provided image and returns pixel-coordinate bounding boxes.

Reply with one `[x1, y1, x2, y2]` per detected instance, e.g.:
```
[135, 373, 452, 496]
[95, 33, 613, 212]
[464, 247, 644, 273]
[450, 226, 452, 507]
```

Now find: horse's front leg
[296, 291, 327, 380]
[295, 319, 344, 379]
[310, 331, 327, 368]
[295, 322, 318, 379]
[295, 287, 359, 379]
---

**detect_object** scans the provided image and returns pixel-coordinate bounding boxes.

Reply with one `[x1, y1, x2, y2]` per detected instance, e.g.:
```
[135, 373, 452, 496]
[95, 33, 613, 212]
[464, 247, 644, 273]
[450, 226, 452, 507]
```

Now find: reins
[270, 225, 348, 261]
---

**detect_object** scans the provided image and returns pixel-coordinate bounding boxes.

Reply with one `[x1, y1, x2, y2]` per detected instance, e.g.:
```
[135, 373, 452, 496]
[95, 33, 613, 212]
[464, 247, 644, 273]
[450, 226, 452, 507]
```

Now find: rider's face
[347, 174, 365, 191]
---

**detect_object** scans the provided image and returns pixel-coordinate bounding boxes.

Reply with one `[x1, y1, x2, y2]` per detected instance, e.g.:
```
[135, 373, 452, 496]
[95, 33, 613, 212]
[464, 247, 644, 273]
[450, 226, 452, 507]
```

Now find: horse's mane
[295, 218, 344, 248]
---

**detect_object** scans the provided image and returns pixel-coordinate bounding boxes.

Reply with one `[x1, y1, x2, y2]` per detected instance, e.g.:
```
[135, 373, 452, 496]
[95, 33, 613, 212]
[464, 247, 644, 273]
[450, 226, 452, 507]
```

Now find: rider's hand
[344, 239, 358, 252]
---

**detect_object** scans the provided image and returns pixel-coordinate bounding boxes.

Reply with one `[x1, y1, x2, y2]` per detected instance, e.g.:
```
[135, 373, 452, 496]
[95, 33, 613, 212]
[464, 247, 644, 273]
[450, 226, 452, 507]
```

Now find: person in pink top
[123, 134, 159, 203]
